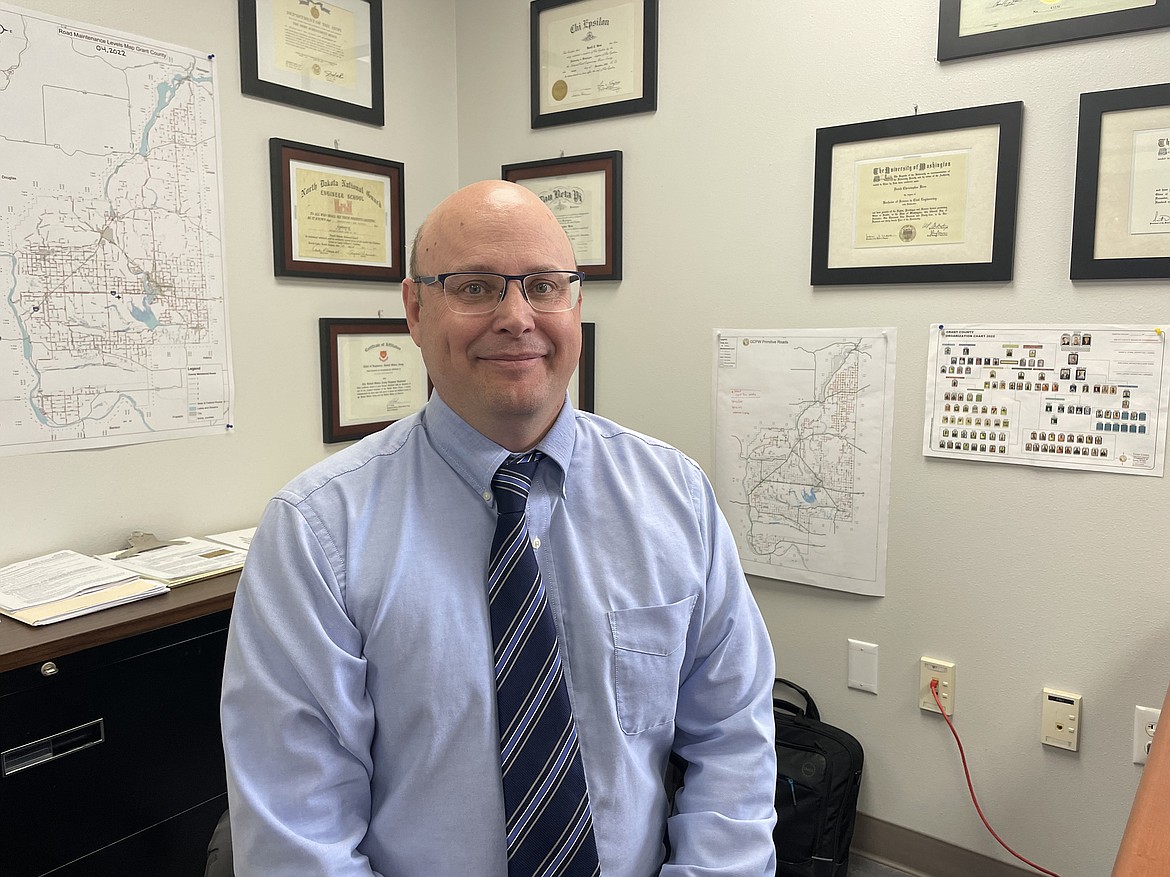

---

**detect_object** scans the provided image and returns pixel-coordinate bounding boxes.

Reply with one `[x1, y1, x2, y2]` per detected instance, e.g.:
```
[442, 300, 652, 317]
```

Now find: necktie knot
[492, 451, 543, 516]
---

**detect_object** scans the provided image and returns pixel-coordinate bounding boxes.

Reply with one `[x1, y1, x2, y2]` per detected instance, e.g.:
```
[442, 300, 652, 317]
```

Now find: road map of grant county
[0, 5, 232, 455]
[714, 329, 896, 596]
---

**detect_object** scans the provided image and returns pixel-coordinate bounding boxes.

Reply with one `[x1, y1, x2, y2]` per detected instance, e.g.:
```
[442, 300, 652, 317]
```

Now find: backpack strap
[774, 677, 821, 722]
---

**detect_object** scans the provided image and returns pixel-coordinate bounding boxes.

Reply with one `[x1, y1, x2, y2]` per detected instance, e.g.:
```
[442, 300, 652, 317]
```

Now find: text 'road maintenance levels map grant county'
[0, 4, 233, 456]
[714, 329, 896, 596]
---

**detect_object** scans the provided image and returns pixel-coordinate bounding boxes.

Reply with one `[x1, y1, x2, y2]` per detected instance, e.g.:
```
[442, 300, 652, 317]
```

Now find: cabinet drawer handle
[2, 719, 105, 776]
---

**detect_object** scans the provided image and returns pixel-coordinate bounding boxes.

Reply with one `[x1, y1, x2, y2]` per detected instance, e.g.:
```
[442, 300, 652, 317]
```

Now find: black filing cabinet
[0, 610, 231, 876]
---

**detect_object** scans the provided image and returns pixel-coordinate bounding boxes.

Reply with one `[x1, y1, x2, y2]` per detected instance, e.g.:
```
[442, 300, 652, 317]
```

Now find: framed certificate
[531, 0, 658, 129]
[811, 102, 1023, 286]
[938, 0, 1170, 61]
[239, 0, 384, 125]
[270, 138, 405, 282]
[502, 151, 622, 280]
[1071, 83, 1170, 280]
[319, 318, 428, 443]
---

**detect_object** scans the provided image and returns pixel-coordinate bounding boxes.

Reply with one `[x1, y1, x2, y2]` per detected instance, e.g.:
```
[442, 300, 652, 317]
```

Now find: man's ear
[403, 279, 423, 344]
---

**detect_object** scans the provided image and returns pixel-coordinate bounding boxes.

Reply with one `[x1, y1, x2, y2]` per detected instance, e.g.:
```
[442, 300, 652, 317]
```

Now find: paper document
[2, 579, 168, 626]
[204, 527, 257, 551]
[0, 550, 138, 611]
[99, 537, 247, 586]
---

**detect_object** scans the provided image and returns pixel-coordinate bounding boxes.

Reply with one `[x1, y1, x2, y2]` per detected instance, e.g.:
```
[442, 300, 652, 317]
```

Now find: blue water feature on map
[801, 487, 817, 504]
[131, 280, 160, 329]
[139, 69, 212, 156]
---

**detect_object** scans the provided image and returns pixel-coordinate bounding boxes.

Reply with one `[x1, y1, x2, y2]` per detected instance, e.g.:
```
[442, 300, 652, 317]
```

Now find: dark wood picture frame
[1071, 82, 1170, 280]
[577, 321, 596, 412]
[238, 0, 385, 125]
[270, 138, 405, 282]
[502, 151, 623, 281]
[319, 317, 428, 443]
[811, 102, 1023, 286]
[938, 0, 1170, 62]
[530, 0, 658, 129]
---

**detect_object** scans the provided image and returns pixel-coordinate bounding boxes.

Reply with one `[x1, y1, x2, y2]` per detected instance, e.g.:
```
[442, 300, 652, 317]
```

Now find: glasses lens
[522, 272, 579, 312]
[441, 274, 505, 314]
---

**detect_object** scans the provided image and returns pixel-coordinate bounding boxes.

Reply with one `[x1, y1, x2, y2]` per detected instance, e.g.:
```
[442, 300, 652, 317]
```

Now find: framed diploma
[938, 0, 1170, 61]
[531, 0, 658, 129]
[811, 102, 1023, 286]
[239, 0, 384, 125]
[1071, 83, 1170, 280]
[502, 151, 623, 280]
[319, 318, 429, 443]
[270, 138, 405, 282]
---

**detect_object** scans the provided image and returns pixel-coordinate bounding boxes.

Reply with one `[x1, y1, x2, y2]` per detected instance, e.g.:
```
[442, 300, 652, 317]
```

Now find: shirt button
[531, 537, 541, 549]
[482, 491, 492, 502]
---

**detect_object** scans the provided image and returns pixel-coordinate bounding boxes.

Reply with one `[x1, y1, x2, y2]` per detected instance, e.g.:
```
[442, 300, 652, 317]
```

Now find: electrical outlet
[1041, 688, 1082, 751]
[919, 657, 956, 716]
[1133, 705, 1161, 765]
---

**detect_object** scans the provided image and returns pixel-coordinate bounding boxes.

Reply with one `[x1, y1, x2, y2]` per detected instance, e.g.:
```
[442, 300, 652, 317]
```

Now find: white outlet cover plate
[1134, 705, 1161, 765]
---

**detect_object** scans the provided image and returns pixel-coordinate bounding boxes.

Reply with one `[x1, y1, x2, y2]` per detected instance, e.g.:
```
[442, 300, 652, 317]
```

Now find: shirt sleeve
[221, 496, 382, 877]
[661, 471, 778, 877]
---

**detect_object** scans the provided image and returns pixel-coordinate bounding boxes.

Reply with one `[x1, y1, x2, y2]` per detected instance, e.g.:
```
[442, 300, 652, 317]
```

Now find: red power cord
[930, 678, 1064, 877]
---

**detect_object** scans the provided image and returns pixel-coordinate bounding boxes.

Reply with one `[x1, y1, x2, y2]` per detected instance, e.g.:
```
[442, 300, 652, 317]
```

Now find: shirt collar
[421, 392, 577, 499]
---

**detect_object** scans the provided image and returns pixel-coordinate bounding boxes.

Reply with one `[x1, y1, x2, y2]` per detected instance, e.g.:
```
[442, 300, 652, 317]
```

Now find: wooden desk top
[0, 570, 239, 673]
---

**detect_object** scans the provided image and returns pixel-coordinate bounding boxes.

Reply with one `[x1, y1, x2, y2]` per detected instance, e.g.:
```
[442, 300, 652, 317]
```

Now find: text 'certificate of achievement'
[515, 172, 608, 266]
[291, 160, 391, 268]
[959, 0, 1155, 36]
[854, 151, 970, 249]
[1129, 128, 1170, 236]
[539, 0, 644, 117]
[923, 324, 1170, 475]
[337, 335, 427, 429]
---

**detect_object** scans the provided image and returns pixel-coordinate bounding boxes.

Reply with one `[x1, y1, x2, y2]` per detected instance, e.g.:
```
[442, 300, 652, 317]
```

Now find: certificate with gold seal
[532, 0, 658, 128]
[240, 0, 384, 125]
[812, 102, 1022, 285]
[270, 139, 405, 282]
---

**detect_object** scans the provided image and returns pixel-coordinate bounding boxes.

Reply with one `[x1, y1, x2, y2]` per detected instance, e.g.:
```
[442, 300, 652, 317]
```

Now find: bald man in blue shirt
[221, 180, 777, 876]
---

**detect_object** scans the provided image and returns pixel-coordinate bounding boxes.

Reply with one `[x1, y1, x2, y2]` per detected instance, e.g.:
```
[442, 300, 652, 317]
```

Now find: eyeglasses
[413, 271, 584, 315]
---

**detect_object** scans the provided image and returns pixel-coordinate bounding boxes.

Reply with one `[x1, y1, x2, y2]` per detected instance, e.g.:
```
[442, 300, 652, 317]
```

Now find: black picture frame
[319, 317, 429, 443]
[938, 0, 1170, 62]
[577, 321, 596, 412]
[530, 0, 658, 129]
[270, 138, 405, 282]
[811, 102, 1023, 286]
[238, 0, 385, 125]
[1071, 83, 1170, 280]
[502, 151, 623, 281]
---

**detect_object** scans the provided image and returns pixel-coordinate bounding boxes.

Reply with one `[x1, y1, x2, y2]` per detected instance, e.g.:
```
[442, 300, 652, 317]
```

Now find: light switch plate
[847, 639, 879, 694]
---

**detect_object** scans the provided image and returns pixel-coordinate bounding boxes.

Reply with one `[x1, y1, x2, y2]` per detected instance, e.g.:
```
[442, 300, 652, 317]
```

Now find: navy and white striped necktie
[488, 452, 601, 877]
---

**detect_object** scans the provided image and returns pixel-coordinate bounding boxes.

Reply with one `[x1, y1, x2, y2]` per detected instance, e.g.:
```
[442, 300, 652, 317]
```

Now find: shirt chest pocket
[607, 596, 697, 735]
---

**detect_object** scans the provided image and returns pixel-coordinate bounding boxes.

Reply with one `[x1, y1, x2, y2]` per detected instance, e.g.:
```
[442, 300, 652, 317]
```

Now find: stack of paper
[0, 550, 168, 626]
[98, 536, 248, 587]
[204, 526, 257, 551]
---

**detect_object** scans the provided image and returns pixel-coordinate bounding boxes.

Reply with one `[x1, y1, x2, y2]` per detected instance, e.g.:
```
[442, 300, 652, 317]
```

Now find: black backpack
[773, 678, 865, 877]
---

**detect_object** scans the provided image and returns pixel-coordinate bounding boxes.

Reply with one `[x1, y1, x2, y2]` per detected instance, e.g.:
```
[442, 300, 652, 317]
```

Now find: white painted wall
[0, 0, 457, 560]
[3, 1, 1168, 874]
[455, 2, 1169, 875]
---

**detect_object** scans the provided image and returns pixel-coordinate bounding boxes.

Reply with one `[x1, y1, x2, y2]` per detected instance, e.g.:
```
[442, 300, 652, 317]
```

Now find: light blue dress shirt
[221, 393, 777, 876]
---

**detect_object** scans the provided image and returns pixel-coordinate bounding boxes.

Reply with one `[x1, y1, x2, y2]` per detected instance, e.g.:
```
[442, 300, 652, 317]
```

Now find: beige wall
[2, 1, 1168, 875]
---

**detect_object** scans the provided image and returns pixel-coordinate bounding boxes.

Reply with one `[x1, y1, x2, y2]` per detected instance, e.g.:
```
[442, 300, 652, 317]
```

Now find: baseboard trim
[852, 813, 1032, 877]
